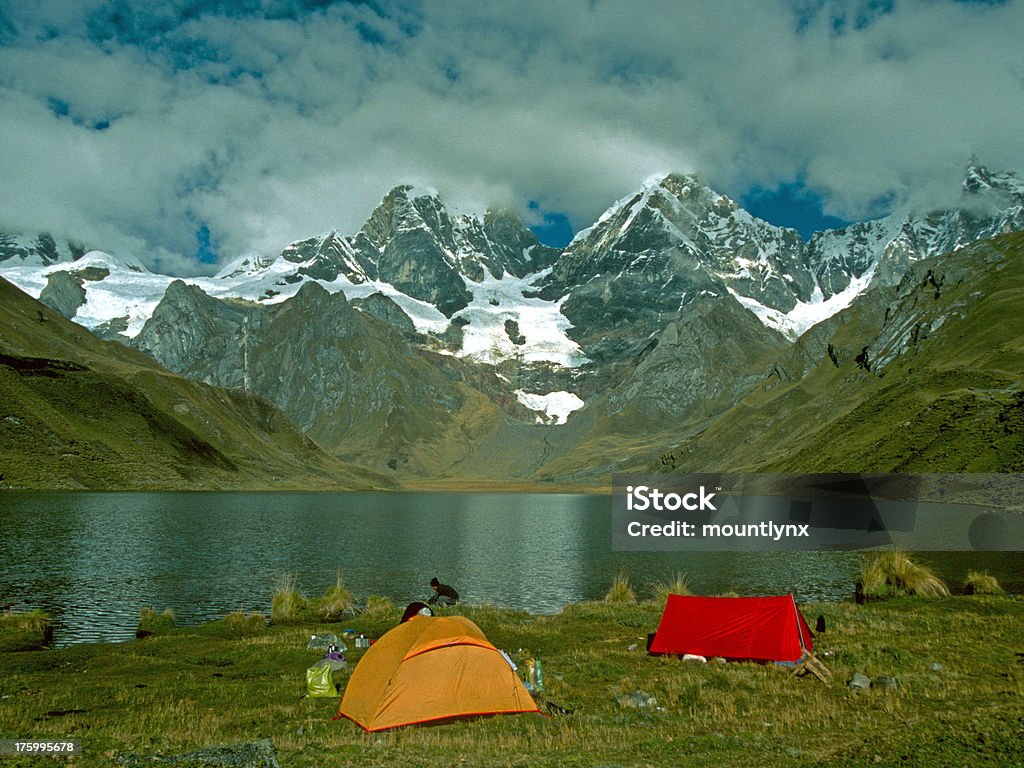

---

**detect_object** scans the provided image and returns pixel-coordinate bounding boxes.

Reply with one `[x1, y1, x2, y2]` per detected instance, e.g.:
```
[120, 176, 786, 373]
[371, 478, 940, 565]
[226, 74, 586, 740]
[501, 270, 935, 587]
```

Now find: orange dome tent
[337, 615, 540, 732]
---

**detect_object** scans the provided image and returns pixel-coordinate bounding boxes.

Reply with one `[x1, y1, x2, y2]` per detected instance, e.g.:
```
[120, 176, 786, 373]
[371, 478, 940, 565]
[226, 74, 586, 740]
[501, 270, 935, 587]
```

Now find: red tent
[648, 594, 814, 663]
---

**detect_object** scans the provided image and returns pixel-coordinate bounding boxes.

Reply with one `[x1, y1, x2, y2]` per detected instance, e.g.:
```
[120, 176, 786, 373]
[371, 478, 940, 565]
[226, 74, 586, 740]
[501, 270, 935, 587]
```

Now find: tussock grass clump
[136, 607, 175, 639]
[964, 570, 1005, 595]
[270, 572, 306, 625]
[363, 595, 396, 616]
[861, 550, 950, 598]
[604, 571, 636, 604]
[0, 609, 53, 651]
[314, 569, 356, 622]
[651, 572, 693, 604]
[224, 610, 267, 633]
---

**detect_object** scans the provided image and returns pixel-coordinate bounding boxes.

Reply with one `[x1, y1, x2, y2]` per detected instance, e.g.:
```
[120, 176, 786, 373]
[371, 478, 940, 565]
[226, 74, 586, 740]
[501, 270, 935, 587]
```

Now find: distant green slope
[0, 278, 391, 490]
[657, 231, 1024, 474]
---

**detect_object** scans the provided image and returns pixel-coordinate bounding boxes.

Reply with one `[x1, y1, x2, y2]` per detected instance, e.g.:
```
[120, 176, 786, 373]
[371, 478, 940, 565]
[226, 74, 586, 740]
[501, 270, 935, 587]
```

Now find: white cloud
[0, 0, 1021, 275]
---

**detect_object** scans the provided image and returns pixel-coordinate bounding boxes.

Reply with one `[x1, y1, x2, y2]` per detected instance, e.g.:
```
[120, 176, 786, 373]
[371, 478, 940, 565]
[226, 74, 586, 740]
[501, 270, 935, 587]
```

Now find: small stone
[848, 672, 872, 690]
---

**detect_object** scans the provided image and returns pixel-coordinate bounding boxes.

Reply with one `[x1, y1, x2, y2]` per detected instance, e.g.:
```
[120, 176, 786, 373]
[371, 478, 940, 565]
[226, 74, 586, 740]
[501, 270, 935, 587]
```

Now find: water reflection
[0, 492, 1019, 646]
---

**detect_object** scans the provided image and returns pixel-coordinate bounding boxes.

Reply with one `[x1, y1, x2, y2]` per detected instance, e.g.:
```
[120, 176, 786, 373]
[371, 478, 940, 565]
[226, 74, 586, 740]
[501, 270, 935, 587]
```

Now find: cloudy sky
[1, 0, 1022, 275]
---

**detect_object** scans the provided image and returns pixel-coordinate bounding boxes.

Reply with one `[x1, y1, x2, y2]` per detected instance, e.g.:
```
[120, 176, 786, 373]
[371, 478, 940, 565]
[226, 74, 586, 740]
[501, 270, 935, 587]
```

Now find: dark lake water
[1, 492, 1021, 646]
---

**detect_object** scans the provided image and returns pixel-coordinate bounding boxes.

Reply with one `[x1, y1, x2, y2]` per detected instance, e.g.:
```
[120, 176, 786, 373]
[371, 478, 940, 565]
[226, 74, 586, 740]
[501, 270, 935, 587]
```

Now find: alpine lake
[2, 491, 1022, 647]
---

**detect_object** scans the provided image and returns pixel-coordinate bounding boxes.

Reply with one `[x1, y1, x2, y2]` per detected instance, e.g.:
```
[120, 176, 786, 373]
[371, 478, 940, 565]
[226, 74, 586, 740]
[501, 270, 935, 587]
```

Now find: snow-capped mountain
[533, 172, 813, 360]
[0, 231, 84, 267]
[5, 161, 1022, 360]
[809, 162, 1024, 295]
[3, 161, 1024, 480]
[531, 162, 1024, 357]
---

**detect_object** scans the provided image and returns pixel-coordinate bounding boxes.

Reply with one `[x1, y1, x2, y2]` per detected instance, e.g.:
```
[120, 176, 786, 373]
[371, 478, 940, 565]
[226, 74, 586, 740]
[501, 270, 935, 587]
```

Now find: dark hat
[430, 577, 439, 587]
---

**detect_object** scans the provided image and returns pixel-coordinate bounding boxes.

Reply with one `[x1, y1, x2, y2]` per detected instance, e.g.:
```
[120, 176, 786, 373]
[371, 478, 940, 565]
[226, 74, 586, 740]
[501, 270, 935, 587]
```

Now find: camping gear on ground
[337, 615, 540, 732]
[522, 658, 545, 693]
[354, 634, 371, 648]
[313, 651, 347, 672]
[545, 701, 573, 716]
[308, 633, 346, 652]
[306, 664, 339, 698]
[648, 593, 832, 682]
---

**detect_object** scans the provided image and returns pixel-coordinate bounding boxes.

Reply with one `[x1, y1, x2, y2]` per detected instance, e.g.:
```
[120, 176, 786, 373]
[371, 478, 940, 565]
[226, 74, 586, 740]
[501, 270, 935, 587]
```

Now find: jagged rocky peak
[38, 271, 87, 319]
[340, 184, 558, 317]
[0, 231, 88, 266]
[353, 183, 556, 279]
[962, 157, 1024, 198]
[280, 232, 365, 284]
[809, 159, 1024, 296]
[548, 171, 811, 304]
[534, 172, 815, 362]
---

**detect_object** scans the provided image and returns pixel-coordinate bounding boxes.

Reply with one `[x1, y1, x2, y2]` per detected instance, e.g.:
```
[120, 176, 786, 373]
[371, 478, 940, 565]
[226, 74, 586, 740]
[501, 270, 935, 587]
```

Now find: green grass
[2, 597, 1022, 767]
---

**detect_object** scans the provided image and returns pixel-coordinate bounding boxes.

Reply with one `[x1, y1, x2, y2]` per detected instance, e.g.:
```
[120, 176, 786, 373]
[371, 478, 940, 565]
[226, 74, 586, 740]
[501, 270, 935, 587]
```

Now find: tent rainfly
[337, 615, 539, 732]
[648, 594, 814, 663]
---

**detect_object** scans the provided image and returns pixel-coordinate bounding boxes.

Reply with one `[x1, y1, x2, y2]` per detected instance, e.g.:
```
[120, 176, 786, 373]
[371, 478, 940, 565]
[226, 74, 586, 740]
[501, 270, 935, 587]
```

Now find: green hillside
[0, 277, 391, 490]
[656, 231, 1024, 474]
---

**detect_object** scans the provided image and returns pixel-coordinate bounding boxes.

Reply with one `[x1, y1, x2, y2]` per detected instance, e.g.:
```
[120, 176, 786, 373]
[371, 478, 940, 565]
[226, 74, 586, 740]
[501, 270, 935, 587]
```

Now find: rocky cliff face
[38, 271, 87, 319]
[132, 279, 505, 472]
[600, 295, 790, 429]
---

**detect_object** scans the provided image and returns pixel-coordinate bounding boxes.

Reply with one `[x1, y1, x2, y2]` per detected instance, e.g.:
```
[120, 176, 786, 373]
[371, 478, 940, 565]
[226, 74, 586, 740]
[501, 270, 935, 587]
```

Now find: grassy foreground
[1, 597, 1022, 768]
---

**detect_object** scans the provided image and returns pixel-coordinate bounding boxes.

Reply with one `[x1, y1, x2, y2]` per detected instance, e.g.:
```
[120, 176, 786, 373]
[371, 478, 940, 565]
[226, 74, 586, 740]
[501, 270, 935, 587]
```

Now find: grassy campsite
[1, 560, 1022, 767]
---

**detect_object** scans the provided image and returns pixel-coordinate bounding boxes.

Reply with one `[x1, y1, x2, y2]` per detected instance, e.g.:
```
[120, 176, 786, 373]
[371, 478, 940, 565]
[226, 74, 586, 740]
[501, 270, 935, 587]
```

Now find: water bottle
[534, 659, 545, 692]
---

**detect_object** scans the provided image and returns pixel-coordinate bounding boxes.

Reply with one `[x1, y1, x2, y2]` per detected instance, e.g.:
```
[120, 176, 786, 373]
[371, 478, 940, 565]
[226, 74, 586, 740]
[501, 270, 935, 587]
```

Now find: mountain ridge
[2, 161, 1022, 485]
[4, 160, 1021, 358]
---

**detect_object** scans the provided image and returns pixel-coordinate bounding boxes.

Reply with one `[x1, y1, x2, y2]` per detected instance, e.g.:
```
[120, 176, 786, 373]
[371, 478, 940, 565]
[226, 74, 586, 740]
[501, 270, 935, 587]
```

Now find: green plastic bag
[306, 663, 337, 698]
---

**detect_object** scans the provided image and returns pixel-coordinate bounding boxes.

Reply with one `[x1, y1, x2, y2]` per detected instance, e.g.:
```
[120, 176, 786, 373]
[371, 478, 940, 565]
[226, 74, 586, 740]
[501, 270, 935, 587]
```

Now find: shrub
[363, 595, 396, 616]
[604, 571, 636, 604]
[964, 570, 1005, 595]
[315, 569, 356, 621]
[861, 550, 949, 598]
[0, 609, 53, 651]
[651, 572, 692, 604]
[271, 572, 307, 624]
[136, 607, 175, 639]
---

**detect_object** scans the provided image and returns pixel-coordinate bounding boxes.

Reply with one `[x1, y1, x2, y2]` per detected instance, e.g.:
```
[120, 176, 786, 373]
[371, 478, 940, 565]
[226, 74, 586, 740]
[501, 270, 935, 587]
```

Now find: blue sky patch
[528, 203, 575, 248]
[742, 181, 852, 240]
